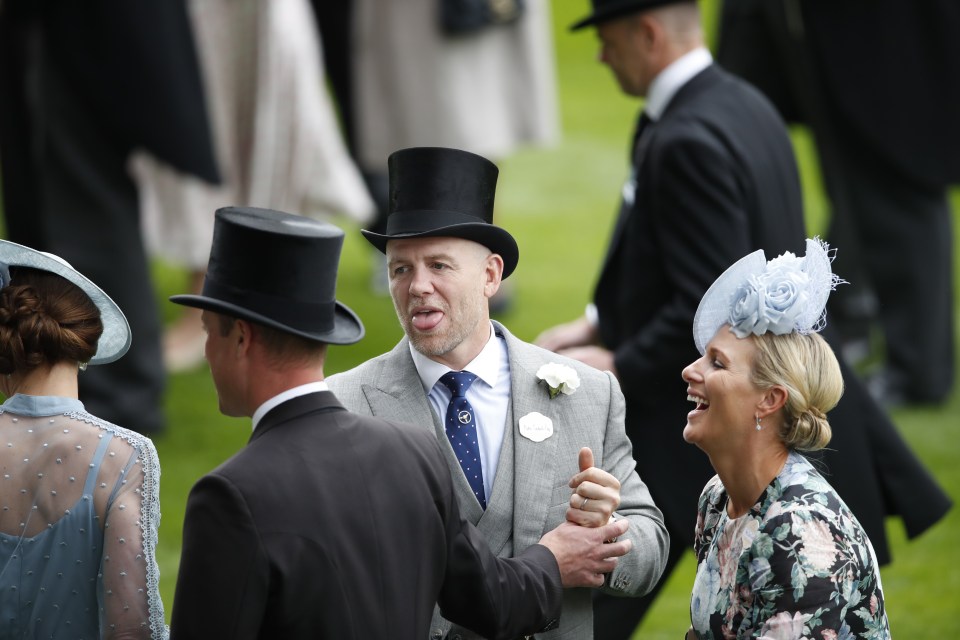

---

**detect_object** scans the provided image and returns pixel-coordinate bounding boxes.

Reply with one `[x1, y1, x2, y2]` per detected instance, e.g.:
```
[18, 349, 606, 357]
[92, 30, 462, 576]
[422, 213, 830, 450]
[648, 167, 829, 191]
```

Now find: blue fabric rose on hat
[729, 252, 811, 338]
[693, 238, 844, 353]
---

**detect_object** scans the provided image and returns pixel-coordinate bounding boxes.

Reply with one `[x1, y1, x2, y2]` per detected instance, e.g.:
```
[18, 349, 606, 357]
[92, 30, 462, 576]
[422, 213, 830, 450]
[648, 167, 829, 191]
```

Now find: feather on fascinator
[693, 238, 845, 355]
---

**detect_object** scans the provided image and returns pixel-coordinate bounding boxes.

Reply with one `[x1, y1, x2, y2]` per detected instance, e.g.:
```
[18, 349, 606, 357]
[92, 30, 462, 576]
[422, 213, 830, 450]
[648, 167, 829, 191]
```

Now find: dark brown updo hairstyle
[0, 267, 103, 375]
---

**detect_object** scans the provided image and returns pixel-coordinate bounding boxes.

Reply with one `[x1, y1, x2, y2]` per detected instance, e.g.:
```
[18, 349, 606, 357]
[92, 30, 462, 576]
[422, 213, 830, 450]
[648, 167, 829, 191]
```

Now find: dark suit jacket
[170, 392, 561, 639]
[593, 63, 950, 559]
[594, 64, 803, 537]
[5, 0, 220, 183]
[718, 0, 960, 187]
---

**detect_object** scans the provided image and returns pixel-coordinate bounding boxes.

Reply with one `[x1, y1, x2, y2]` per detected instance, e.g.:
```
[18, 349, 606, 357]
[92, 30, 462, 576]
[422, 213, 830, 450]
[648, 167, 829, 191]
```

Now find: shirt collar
[644, 47, 712, 121]
[410, 322, 502, 392]
[1, 393, 85, 416]
[252, 380, 329, 431]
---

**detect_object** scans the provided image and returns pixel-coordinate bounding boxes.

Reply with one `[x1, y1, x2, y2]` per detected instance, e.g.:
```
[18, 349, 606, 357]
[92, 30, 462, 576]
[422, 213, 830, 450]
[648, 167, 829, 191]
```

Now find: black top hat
[570, 0, 693, 31]
[361, 147, 520, 279]
[170, 207, 364, 345]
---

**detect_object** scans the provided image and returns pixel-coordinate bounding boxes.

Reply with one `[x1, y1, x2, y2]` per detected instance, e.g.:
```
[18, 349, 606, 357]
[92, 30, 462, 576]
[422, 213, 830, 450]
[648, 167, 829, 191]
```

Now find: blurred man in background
[538, 0, 951, 637]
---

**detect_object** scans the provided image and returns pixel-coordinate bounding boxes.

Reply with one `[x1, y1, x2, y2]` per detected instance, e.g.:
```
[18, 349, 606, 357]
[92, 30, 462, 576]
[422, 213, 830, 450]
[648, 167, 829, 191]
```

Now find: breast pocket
[545, 480, 575, 529]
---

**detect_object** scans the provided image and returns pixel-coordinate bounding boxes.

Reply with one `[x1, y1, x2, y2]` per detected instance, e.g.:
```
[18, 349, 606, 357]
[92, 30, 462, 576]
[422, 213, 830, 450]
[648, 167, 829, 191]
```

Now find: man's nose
[408, 266, 434, 296]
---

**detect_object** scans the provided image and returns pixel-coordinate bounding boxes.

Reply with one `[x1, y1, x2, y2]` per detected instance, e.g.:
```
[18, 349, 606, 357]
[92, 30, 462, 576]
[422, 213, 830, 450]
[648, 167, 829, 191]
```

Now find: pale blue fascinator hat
[0, 239, 131, 365]
[693, 238, 844, 355]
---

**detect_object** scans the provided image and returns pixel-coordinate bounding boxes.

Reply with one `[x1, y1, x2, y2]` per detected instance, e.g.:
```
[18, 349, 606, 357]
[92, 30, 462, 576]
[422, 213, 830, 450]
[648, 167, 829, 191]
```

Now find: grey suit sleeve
[597, 371, 670, 597]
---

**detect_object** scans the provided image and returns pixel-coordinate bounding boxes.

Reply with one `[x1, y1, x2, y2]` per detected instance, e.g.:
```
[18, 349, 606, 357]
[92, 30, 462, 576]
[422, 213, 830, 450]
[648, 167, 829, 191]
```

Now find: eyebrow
[390, 251, 458, 266]
[707, 345, 729, 361]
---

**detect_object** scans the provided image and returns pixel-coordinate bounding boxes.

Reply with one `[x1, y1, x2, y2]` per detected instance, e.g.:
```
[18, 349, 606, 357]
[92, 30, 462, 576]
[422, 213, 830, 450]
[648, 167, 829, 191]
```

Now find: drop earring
[755, 415, 762, 431]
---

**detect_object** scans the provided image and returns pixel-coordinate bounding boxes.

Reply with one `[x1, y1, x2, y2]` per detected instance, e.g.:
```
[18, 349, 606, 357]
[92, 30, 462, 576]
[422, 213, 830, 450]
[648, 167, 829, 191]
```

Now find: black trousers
[824, 132, 954, 402]
[0, 14, 165, 432]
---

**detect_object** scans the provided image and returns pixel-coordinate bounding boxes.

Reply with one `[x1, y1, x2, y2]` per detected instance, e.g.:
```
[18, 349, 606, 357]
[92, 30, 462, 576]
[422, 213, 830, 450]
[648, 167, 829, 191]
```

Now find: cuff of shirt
[585, 303, 599, 329]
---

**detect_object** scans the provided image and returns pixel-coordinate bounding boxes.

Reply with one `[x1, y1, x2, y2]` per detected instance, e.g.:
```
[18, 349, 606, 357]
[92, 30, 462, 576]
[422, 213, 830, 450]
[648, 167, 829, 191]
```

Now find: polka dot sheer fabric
[0, 396, 165, 639]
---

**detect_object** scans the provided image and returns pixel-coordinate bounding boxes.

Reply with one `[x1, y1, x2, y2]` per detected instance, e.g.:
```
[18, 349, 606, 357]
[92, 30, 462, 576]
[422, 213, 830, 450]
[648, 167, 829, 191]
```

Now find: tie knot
[439, 371, 478, 398]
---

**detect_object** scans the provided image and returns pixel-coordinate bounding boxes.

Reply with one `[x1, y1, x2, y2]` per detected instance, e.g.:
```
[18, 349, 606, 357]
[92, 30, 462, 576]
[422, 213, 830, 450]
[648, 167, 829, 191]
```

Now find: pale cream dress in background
[352, 0, 560, 170]
[132, 0, 373, 270]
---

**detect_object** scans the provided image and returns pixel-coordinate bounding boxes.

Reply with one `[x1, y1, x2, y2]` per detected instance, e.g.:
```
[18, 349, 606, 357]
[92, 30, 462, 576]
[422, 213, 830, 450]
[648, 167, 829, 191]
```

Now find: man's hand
[556, 346, 617, 376]
[566, 447, 621, 528]
[537, 520, 632, 588]
[534, 316, 596, 352]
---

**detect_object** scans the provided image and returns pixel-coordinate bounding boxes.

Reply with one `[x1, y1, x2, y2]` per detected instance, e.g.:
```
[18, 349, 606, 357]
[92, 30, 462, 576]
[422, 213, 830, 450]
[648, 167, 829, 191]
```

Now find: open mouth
[687, 394, 710, 412]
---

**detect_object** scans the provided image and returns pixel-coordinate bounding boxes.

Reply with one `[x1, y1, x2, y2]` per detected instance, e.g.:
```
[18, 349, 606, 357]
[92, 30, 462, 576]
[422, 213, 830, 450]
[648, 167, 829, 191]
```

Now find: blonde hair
[749, 331, 843, 451]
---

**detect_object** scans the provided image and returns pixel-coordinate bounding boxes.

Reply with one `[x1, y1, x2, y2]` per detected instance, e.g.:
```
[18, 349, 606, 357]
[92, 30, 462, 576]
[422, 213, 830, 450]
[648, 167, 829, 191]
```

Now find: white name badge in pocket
[519, 411, 554, 442]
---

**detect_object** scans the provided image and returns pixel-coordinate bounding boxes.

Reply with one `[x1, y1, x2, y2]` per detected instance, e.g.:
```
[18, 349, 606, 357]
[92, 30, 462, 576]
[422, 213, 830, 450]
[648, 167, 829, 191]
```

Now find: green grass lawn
[41, 1, 960, 636]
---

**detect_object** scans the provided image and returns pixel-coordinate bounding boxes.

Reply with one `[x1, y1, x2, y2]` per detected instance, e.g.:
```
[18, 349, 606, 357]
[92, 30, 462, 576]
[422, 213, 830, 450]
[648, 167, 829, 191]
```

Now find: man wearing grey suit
[327, 147, 669, 640]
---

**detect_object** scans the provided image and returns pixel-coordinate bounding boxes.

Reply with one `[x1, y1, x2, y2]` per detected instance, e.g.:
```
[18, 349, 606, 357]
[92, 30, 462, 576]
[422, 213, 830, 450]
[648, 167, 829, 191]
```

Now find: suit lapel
[362, 339, 487, 524]
[360, 339, 437, 433]
[474, 394, 515, 555]
[598, 110, 654, 280]
[497, 323, 560, 551]
[361, 328, 563, 545]
[597, 65, 721, 295]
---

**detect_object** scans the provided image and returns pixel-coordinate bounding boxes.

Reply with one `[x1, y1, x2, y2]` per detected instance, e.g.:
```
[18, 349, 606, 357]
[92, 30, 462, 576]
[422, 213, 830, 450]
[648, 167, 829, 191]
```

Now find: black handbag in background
[440, 0, 525, 35]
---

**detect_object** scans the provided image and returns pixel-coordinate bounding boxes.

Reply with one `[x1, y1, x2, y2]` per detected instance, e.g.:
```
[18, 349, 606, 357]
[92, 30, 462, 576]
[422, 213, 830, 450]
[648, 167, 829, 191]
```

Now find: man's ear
[483, 253, 504, 298]
[234, 318, 254, 356]
[757, 385, 788, 419]
[637, 13, 659, 48]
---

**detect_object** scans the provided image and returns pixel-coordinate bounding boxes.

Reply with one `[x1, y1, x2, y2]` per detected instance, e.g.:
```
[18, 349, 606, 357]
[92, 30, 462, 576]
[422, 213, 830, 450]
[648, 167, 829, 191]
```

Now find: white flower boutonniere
[536, 362, 580, 399]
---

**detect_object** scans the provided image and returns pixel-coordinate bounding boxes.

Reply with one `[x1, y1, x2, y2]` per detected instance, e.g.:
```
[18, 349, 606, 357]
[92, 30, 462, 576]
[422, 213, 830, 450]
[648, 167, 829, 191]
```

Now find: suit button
[431, 632, 443, 640]
[451, 635, 463, 640]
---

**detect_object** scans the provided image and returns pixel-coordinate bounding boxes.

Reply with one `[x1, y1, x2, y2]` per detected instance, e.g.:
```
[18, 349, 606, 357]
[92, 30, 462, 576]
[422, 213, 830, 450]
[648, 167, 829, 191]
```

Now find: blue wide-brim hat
[171, 207, 365, 345]
[692, 238, 839, 354]
[0, 239, 131, 365]
[361, 147, 520, 279]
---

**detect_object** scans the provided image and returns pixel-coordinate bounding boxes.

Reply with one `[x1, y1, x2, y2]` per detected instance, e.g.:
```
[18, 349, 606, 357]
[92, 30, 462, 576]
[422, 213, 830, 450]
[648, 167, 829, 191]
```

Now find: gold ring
[581, 496, 589, 509]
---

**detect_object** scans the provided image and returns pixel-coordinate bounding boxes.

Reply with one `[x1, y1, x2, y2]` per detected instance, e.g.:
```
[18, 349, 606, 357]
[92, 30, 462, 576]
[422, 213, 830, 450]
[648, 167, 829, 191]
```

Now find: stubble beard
[397, 294, 487, 360]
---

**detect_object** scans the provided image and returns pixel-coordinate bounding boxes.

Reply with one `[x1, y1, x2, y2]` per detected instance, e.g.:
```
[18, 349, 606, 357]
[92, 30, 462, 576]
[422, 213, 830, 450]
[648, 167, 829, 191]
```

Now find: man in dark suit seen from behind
[168, 206, 634, 640]
[536, 0, 951, 637]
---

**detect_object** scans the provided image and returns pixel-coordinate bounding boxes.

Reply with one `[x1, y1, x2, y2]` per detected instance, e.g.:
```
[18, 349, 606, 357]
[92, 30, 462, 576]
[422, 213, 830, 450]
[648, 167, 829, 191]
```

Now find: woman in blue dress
[0, 240, 166, 639]
[681, 239, 890, 639]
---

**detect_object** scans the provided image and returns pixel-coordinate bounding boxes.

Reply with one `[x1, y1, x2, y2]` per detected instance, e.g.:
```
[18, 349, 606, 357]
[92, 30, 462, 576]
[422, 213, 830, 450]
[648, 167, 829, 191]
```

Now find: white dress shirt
[644, 46, 713, 122]
[410, 323, 511, 502]
[252, 380, 330, 432]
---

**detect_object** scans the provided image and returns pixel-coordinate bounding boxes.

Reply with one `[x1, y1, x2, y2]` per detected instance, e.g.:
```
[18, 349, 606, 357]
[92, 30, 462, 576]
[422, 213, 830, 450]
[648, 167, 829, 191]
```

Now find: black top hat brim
[570, 0, 692, 30]
[361, 222, 520, 280]
[170, 294, 365, 346]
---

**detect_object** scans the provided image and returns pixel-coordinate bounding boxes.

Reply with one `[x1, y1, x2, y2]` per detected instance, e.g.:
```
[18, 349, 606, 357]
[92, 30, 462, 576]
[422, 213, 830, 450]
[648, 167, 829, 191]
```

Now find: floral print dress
[690, 452, 891, 639]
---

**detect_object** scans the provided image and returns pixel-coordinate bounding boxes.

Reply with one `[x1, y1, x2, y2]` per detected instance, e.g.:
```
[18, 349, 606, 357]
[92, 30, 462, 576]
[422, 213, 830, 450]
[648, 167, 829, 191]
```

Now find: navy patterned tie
[438, 371, 486, 509]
